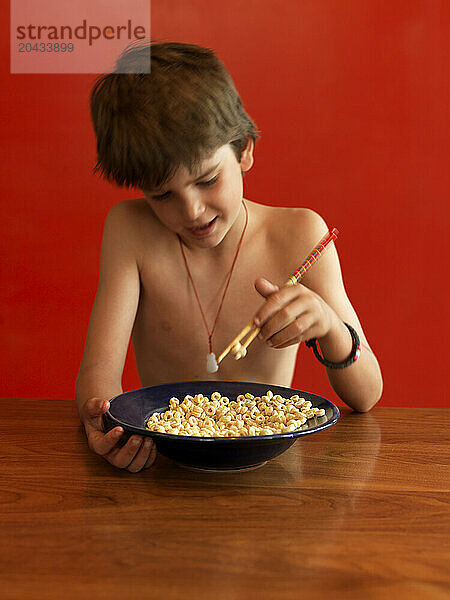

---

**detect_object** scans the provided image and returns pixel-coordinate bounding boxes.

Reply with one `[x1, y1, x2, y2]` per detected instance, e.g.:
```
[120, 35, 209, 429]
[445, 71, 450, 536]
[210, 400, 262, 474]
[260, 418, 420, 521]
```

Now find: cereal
[145, 391, 326, 437]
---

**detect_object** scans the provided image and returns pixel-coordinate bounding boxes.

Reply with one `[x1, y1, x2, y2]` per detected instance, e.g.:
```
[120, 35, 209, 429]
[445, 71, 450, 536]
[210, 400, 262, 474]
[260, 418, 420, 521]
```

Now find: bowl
[103, 380, 340, 471]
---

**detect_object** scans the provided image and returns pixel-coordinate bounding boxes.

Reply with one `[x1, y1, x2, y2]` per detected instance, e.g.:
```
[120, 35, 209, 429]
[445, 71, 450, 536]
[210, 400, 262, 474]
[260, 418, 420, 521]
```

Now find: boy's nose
[179, 193, 206, 224]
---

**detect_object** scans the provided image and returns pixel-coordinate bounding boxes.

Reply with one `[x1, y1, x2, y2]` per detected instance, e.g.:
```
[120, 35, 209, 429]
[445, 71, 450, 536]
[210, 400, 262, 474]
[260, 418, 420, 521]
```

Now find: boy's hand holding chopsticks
[252, 277, 336, 349]
[218, 228, 339, 364]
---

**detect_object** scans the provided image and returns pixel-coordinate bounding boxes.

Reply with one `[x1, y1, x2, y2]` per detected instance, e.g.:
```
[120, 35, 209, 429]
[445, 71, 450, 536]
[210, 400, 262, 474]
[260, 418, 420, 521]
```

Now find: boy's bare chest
[132, 241, 300, 385]
[128, 203, 306, 383]
[136, 246, 274, 351]
[132, 236, 302, 389]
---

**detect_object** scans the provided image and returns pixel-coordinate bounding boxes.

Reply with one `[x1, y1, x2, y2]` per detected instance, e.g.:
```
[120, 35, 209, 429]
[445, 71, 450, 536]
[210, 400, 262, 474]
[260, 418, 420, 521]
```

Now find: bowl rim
[105, 380, 340, 443]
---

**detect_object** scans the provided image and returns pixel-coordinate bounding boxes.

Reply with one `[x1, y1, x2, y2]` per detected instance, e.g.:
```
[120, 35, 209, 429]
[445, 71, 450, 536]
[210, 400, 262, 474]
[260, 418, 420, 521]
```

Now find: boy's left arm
[253, 210, 383, 412]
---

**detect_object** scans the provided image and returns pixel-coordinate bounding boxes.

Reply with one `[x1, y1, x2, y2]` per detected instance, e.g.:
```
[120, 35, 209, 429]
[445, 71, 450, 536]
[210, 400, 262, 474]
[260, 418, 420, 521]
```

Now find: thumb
[83, 397, 109, 422]
[254, 277, 280, 299]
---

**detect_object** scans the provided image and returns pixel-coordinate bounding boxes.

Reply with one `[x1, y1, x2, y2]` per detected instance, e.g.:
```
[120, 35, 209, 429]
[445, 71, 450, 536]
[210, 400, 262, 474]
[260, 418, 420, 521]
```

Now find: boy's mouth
[188, 216, 217, 237]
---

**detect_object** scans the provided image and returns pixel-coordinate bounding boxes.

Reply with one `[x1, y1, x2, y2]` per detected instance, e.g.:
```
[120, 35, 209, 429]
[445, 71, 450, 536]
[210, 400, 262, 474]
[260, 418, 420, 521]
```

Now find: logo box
[11, 0, 151, 74]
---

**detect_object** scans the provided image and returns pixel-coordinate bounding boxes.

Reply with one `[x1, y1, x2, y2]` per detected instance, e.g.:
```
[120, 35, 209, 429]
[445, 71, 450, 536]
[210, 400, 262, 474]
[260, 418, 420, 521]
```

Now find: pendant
[206, 352, 219, 373]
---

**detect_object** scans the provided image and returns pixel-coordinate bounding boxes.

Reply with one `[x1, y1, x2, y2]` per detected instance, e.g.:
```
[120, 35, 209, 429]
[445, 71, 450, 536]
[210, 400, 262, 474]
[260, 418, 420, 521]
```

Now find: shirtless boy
[75, 41, 383, 472]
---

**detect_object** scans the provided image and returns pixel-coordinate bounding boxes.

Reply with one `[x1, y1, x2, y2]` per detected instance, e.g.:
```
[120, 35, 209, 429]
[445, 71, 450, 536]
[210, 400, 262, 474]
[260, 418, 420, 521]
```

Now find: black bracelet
[305, 322, 361, 369]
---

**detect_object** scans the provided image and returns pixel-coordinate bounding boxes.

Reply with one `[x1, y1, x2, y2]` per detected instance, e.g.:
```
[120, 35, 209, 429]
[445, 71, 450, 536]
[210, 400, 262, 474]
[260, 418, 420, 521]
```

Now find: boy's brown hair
[90, 40, 260, 191]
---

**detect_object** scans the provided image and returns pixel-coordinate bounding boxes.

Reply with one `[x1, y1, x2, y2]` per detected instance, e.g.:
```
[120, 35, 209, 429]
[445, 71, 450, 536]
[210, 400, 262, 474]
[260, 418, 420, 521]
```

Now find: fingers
[124, 437, 156, 473]
[82, 396, 110, 426]
[88, 425, 124, 455]
[105, 435, 156, 472]
[254, 277, 280, 298]
[83, 397, 113, 445]
[253, 283, 327, 349]
[88, 423, 157, 473]
[257, 293, 312, 341]
[144, 443, 158, 469]
[83, 397, 157, 472]
[253, 284, 305, 330]
[264, 312, 316, 348]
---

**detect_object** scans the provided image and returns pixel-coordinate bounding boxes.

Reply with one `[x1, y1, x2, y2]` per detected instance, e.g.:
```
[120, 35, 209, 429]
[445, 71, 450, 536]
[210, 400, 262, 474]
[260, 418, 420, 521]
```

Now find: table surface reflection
[0, 399, 448, 600]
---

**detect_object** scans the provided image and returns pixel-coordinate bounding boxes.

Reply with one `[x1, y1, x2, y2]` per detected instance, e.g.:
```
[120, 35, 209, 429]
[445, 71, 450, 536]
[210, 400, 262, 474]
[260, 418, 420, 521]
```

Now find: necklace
[177, 201, 249, 373]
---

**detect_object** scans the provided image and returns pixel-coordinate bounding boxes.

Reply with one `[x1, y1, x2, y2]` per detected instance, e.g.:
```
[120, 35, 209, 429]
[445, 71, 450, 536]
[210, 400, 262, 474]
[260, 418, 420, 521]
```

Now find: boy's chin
[182, 229, 228, 250]
[186, 234, 223, 249]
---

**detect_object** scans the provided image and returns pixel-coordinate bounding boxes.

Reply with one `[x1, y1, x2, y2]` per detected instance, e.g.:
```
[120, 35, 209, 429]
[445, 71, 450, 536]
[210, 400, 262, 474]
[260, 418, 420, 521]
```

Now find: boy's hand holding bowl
[80, 396, 157, 472]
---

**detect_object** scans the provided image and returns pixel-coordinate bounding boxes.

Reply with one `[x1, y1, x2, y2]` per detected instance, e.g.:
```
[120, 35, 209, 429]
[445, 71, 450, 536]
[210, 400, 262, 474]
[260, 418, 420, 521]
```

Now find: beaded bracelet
[305, 322, 361, 369]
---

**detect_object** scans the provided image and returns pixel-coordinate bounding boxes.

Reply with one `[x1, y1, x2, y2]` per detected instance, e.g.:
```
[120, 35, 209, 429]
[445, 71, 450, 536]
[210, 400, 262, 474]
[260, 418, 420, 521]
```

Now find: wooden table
[0, 399, 448, 600]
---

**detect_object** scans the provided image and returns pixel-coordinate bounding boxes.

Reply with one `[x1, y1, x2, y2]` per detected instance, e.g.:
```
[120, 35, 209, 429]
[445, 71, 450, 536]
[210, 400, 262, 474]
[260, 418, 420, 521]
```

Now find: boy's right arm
[75, 202, 156, 472]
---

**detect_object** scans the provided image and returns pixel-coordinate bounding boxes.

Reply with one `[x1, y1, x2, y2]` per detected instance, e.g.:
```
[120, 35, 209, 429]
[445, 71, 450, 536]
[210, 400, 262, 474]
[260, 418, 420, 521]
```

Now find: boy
[75, 41, 382, 472]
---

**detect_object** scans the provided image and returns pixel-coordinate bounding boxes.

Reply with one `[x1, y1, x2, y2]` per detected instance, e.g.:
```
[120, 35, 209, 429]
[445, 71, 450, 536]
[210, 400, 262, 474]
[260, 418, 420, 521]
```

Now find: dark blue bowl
[103, 381, 340, 471]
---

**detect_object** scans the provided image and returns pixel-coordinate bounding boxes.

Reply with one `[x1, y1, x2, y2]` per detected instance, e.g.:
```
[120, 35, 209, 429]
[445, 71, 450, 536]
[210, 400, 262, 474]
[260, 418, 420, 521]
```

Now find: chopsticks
[217, 228, 339, 364]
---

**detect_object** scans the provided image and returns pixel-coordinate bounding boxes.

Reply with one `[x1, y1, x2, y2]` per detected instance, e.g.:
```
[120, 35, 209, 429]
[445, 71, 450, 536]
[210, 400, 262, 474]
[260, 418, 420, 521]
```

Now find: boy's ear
[239, 137, 254, 173]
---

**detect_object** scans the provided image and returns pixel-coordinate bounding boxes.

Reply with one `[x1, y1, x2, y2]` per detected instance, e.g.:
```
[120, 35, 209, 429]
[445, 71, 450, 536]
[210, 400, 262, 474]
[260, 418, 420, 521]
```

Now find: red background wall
[1, 1, 448, 407]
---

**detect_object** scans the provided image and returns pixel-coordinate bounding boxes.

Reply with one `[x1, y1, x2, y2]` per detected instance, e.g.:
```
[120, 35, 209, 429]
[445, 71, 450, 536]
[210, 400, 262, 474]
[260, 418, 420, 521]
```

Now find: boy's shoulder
[106, 197, 166, 242]
[104, 198, 167, 271]
[252, 203, 330, 279]
[255, 202, 329, 250]
[107, 197, 156, 225]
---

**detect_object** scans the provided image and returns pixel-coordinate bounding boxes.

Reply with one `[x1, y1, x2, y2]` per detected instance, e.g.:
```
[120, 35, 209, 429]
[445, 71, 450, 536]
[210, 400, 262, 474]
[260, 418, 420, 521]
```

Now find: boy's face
[142, 140, 254, 250]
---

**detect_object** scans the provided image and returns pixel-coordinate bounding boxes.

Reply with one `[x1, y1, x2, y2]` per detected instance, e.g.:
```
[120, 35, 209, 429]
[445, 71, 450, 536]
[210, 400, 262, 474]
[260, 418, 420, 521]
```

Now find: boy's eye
[151, 175, 219, 200]
[198, 175, 219, 187]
